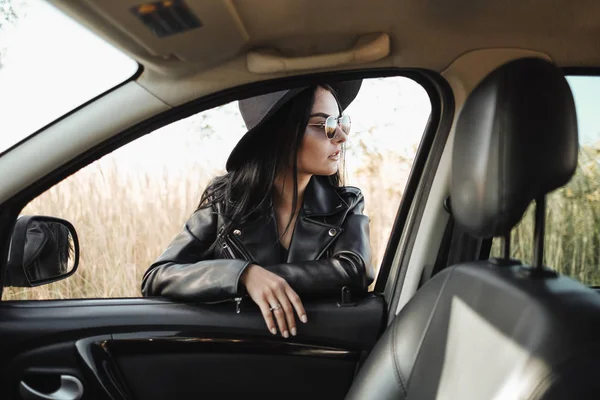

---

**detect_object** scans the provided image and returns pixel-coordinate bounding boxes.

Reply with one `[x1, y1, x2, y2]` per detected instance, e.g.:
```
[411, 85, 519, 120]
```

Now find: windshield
[0, 0, 138, 154]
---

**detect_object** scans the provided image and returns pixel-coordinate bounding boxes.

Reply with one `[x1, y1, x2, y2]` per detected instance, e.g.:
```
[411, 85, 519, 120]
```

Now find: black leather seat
[346, 58, 600, 399]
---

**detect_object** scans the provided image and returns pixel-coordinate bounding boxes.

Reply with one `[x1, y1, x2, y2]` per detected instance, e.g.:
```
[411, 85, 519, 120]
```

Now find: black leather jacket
[141, 176, 374, 302]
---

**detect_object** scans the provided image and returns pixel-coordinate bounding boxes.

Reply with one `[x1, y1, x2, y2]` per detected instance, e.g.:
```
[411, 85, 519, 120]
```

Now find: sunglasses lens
[341, 115, 351, 134]
[325, 117, 338, 139]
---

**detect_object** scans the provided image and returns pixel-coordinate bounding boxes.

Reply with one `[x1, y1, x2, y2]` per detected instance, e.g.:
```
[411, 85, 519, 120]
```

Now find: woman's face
[296, 87, 348, 177]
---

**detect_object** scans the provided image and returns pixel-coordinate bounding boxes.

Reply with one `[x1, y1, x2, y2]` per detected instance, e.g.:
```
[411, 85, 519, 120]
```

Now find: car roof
[50, 0, 600, 105]
[53, 0, 600, 73]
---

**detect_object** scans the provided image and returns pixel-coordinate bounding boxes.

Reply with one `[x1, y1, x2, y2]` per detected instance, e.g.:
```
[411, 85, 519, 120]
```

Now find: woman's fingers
[275, 290, 297, 336]
[267, 294, 289, 338]
[257, 299, 278, 335]
[240, 265, 306, 337]
[285, 286, 307, 323]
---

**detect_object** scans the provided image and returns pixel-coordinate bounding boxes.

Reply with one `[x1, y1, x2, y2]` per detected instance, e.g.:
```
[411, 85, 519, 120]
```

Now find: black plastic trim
[107, 334, 357, 360]
[562, 67, 600, 76]
[0, 294, 385, 364]
[76, 335, 131, 400]
[75, 332, 358, 400]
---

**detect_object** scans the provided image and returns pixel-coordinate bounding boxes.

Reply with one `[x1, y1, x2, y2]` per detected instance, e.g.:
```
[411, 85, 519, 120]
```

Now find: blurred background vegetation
[491, 144, 600, 286]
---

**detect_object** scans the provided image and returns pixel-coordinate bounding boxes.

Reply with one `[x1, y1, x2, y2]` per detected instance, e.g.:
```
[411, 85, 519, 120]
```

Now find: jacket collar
[231, 175, 350, 265]
[302, 175, 349, 217]
[249, 175, 349, 218]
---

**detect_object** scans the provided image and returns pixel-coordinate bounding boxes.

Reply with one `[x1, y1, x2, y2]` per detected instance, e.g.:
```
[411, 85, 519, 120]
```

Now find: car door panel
[0, 294, 385, 399]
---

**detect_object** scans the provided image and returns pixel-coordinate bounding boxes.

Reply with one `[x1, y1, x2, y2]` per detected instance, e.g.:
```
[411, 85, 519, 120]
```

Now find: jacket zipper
[221, 242, 235, 259]
[219, 235, 247, 313]
[200, 296, 243, 313]
[234, 297, 242, 313]
[226, 234, 254, 262]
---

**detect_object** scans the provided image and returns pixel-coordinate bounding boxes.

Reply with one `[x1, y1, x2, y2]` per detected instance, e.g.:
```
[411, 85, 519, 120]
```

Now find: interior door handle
[19, 375, 83, 400]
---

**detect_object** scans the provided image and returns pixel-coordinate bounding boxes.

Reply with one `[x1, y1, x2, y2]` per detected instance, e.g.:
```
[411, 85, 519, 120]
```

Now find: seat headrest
[451, 58, 578, 238]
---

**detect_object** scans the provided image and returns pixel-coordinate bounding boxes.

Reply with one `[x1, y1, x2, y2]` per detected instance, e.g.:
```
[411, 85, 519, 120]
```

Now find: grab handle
[246, 32, 390, 73]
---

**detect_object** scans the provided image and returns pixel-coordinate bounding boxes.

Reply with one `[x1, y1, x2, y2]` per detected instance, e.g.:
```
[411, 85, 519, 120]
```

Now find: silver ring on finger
[269, 303, 282, 312]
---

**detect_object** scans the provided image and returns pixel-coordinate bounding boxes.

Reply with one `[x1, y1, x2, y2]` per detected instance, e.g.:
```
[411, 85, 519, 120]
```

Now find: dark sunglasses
[307, 114, 351, 140]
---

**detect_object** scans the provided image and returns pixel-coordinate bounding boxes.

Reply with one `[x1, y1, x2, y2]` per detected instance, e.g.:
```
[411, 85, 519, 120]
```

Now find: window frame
[0, 68, 450, 302]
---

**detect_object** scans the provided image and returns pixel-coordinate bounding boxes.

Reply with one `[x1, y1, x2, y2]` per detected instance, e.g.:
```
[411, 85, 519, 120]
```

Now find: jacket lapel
[232, 212, 281, 266]
[232, 176, 349, 265]
[287, 176, 349, 262]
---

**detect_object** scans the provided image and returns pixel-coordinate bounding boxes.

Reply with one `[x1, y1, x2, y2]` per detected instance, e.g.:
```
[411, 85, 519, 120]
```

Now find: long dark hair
[198, 85, 344, 241]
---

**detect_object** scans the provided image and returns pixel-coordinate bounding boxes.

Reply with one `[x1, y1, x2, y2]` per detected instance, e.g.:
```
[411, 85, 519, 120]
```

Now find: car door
[0, 58, 450, 400]
[1, 295, 386, 400]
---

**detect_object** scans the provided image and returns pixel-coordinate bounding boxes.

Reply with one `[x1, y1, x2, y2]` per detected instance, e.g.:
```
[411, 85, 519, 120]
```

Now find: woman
[142, 81, 374, 338]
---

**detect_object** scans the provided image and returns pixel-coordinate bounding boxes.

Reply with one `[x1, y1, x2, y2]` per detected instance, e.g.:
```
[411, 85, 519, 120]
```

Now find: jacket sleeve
[265, 195, 375, 298]
[141, 205, 251, 301]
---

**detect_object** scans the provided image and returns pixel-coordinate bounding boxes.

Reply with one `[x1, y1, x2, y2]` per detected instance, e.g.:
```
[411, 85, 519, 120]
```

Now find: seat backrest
[346, 58, 600, 399]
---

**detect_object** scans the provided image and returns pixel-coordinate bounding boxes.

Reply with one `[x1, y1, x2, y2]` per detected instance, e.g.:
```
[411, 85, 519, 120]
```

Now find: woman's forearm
[264, 253, 373, 297]
[141, 259, 251, 301]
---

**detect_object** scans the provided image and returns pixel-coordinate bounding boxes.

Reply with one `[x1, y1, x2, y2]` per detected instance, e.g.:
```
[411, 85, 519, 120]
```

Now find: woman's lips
[328, 150, 340, 161]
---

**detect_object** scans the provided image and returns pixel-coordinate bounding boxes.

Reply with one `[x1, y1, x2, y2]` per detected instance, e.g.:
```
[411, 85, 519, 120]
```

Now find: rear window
[490, 75, 600, 285]
[0, 0, 138, 154]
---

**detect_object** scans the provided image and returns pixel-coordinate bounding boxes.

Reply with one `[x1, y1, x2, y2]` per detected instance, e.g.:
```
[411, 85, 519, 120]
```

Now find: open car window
[0, 0, 138, 155]
[2, 76, 432, 300]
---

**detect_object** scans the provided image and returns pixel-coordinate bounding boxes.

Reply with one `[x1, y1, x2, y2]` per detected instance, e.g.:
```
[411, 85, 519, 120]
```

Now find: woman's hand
[240, 264, 307, 338]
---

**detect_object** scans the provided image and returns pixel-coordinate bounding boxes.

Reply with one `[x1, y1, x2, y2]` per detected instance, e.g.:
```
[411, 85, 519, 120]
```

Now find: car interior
[1, 0, 600, 399]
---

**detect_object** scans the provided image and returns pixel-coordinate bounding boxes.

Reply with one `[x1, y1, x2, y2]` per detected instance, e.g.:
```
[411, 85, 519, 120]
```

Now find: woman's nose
[332, 126, 348, 144]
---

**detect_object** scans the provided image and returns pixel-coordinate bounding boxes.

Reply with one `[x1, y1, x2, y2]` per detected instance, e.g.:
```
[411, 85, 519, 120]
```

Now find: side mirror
[5, 216, 80, 287]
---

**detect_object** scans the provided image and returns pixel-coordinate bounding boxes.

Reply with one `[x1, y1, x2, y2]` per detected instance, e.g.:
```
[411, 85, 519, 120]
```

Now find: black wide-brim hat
[226, 80, 362, 172]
